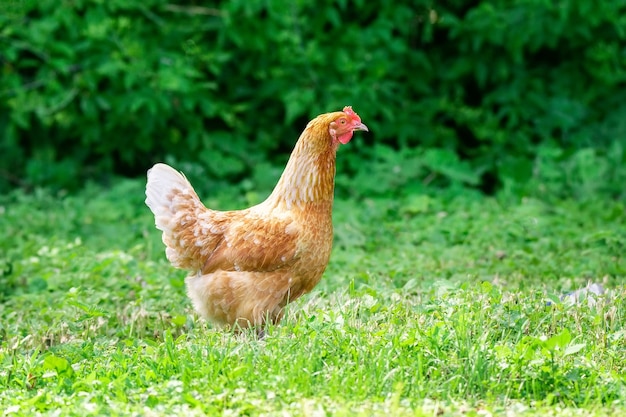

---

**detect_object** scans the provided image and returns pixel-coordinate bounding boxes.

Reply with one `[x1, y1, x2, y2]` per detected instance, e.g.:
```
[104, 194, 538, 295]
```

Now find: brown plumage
[145, 107, 368, 330]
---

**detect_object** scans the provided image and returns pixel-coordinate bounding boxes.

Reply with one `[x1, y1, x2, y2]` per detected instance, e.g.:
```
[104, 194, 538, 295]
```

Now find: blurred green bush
[1, 0, 625, 198]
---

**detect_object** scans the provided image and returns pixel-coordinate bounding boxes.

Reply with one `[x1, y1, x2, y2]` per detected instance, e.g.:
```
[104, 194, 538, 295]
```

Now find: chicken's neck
[265, 142, 337, 211]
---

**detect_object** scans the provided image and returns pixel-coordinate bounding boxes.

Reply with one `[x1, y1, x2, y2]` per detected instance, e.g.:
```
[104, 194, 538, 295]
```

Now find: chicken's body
[145, 107, 368, 329]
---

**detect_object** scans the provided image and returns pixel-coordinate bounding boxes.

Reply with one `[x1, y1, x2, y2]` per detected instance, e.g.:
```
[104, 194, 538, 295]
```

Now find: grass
[0, 179, 625, 416]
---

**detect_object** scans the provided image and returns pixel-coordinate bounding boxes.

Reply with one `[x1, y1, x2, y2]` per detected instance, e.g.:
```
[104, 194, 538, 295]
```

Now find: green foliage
[0, 183, 625, 414]
[1, 0, 626, 196]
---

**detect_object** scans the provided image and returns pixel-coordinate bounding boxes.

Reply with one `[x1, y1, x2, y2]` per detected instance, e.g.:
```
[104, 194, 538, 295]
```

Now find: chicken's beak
[353, 122, 369, 132]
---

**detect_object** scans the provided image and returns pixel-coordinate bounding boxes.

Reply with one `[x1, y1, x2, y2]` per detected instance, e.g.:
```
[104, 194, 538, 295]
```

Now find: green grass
[1, 180, 625, 416]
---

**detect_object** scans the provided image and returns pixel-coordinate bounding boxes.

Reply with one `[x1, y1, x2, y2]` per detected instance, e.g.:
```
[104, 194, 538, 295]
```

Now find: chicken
[145, 106, 368, 330]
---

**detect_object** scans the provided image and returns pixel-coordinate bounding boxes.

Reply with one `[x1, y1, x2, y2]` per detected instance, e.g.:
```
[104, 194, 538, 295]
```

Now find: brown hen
[145, 106, 368, 330]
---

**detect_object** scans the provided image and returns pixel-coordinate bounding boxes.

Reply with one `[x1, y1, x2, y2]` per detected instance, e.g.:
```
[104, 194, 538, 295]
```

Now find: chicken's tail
[145, 163, 208, 270]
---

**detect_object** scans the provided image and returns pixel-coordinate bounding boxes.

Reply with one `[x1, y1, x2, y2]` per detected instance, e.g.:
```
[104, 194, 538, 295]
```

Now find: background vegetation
[1, 0, 625, 198]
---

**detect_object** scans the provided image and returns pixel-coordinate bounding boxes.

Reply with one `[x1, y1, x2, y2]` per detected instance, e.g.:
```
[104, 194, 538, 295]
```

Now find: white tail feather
[145, 163, 194, 225]
[146, 163, 216, 270]
[146, 164, 202, 254]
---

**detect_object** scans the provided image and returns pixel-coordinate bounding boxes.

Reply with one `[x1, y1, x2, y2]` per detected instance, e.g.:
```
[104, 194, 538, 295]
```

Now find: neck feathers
[266, 120, 338, 209]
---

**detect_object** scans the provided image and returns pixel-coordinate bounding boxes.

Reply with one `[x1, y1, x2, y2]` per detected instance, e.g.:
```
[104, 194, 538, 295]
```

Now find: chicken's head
[329, 106, 369, 145]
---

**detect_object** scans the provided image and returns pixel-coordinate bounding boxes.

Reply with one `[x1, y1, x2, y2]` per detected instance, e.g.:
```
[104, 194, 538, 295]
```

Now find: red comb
[342, 106, 361, 122]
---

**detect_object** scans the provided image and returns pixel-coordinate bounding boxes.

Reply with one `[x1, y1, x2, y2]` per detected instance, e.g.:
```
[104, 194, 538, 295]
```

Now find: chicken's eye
[340, 119, 346, 125]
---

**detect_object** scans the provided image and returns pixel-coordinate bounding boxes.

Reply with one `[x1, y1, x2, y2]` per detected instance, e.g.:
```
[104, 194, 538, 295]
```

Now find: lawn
[1, 179, 625, 416]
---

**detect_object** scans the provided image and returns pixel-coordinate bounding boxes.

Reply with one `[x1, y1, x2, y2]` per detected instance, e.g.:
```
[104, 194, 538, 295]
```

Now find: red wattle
[337, 132, 353, 144]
